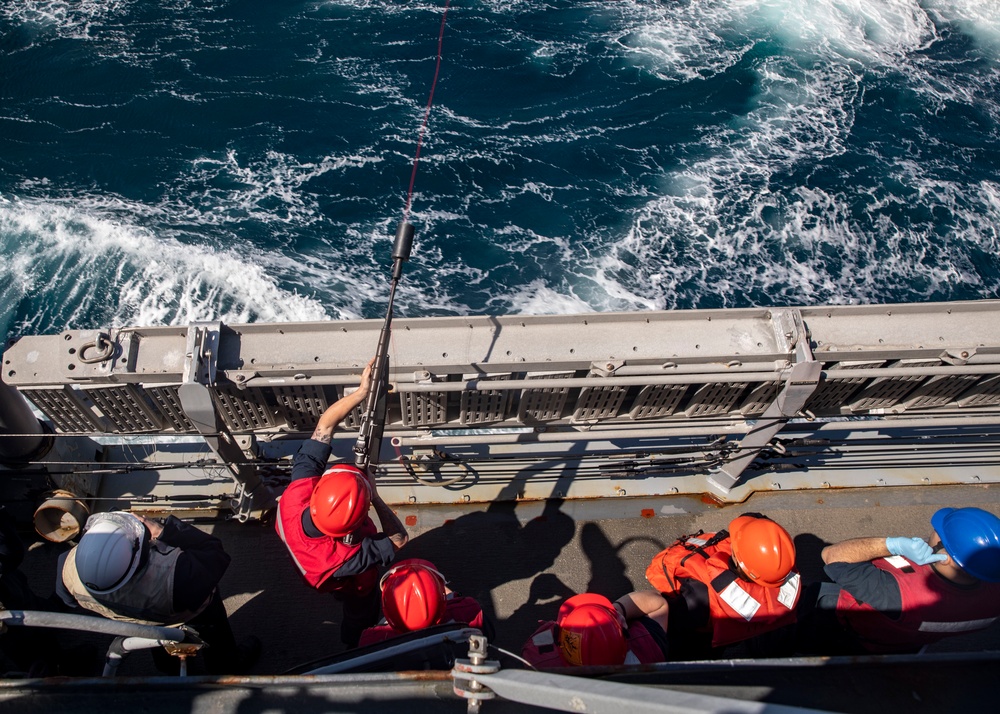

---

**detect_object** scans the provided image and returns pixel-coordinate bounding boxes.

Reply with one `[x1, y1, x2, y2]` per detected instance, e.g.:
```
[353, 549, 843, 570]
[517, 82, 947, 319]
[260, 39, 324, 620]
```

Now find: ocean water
[2, 0, 999, 343]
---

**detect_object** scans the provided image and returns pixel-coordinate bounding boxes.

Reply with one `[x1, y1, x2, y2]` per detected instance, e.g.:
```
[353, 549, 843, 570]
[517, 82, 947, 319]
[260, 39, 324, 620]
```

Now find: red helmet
[380, 559, 447, 632]
[309, 464, 372, 537]
[729, 515, 796, 587]
[555, 594, 627, 666]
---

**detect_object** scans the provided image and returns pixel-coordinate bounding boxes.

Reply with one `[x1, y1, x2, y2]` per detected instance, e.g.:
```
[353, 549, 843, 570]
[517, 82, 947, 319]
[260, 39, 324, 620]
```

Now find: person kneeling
[358, 559, 493, 646]
[521, 591, 669, 668]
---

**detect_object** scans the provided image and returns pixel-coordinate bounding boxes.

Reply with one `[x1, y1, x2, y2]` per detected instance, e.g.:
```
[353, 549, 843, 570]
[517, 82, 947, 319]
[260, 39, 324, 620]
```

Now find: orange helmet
[555, 594, 627, 666]
[380, 559, 447, 632]
[729, 515, 796, 587]
[309, 464, 372, 537]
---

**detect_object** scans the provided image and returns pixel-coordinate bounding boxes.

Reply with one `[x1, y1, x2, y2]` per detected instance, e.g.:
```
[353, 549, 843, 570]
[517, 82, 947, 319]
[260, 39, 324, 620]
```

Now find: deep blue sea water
[2, 0, 999, 342]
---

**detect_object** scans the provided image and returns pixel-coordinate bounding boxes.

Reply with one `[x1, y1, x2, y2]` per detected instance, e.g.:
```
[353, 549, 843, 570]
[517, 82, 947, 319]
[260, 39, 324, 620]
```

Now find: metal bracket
[230, 481, 257, 523]
[452, 635, 499, 714]
[707, 310, 820, 496]
[182, 322, 221, 387]
[591, 360, 624, 377]
[768, 309, 800, 353]
[177, 322, 275, 519]
[940, 348, 976, 366]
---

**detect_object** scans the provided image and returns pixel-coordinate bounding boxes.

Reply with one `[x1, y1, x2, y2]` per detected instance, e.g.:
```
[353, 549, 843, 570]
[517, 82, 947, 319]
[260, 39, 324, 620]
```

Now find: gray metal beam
[464, 668, 835, 714]
[176, 323, 273, 520]
[707, 310, 821, 495]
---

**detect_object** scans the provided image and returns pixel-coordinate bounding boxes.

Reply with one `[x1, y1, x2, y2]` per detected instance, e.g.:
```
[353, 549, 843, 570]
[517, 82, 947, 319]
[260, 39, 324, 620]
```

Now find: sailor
[357, 558, 493, 646]
[56, 510, 259, 674]
[521, 591, 670, 668]
[645, 513, 800, 658]
[275, 359, 408, 647]
[796, 507, 1000, 655]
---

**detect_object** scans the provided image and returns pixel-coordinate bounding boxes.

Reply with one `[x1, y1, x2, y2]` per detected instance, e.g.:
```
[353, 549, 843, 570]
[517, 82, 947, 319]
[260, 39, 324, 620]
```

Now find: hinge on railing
[177, 322, 274, 520]
[940, 348, 976, 366]
[707, 309, 820, 497]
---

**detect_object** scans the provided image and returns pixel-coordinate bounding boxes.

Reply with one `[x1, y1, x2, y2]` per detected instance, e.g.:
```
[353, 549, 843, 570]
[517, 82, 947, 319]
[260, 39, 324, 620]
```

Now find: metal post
[0, 381, 50, 463]
[176, 322, 275, 519]
[452, 635, 499, 714]
[707, 310, 820, 496]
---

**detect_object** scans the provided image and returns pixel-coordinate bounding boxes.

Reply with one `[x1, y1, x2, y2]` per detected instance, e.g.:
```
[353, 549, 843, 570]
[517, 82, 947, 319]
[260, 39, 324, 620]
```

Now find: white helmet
[75, 512, 148, 594]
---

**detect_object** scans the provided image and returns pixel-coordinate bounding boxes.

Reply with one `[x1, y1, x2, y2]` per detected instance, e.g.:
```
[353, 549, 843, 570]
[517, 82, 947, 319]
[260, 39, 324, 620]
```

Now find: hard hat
[729, 515, 796, 587]
[555, 593, 627, 667]
[380, 558, 447, 632]
[75, 512, 148, 594]
[309, 464, 372, 538]
[931, 507, 1000, 582]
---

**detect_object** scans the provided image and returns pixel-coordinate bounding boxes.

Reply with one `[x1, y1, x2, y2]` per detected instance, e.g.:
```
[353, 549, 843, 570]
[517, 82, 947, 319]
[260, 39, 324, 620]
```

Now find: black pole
[353, 222, 414, 474]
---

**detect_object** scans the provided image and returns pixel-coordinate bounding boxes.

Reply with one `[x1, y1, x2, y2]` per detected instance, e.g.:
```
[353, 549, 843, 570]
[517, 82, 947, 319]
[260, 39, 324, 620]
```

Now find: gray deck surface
[9, 481, 1000, 677]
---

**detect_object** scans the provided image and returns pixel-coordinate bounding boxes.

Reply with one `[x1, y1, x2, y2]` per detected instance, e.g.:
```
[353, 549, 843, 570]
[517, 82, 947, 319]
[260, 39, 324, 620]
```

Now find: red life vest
[357, 595, 486, 647]
[520, 619, 666, 668]
[646, 530, 800, 648]
[835, 555, 1000, 653]
[275, 478, 378, 594]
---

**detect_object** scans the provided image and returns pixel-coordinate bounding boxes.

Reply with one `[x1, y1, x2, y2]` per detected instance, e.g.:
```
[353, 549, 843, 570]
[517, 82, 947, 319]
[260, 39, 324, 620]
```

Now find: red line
[403, 0, 452, 223]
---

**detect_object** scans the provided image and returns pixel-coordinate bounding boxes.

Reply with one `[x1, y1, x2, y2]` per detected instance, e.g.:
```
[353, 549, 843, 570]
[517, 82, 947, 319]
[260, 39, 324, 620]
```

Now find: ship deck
[12, 482, 1000, 681]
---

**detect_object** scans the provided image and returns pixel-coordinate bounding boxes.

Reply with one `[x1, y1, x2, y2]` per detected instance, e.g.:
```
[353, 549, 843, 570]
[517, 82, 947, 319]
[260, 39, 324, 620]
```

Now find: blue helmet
[931, 507, 1000, 583]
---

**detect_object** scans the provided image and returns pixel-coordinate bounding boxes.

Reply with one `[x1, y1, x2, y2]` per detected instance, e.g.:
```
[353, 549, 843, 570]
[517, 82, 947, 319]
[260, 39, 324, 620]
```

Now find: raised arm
[310, 359, 374, 444]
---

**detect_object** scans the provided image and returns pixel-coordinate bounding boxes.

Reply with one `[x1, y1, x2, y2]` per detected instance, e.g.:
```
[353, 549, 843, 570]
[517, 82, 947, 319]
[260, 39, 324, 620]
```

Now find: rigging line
[403, 0, 452, 223]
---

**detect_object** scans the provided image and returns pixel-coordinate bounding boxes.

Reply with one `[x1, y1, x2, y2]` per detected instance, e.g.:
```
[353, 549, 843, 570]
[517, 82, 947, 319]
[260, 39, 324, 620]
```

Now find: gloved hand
[886, 536, 948, 565]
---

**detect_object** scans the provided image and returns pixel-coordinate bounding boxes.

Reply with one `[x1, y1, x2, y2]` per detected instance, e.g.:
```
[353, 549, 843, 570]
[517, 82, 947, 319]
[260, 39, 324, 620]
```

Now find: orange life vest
[646, 530, 800, 648]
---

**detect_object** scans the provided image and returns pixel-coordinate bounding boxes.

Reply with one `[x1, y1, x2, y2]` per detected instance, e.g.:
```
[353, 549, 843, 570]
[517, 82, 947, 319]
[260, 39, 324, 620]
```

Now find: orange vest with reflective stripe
[646, 530, 800, 648]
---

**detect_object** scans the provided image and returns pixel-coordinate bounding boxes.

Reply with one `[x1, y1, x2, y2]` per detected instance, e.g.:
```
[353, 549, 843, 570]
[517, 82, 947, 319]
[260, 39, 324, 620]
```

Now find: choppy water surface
[2, 0, 999, 340]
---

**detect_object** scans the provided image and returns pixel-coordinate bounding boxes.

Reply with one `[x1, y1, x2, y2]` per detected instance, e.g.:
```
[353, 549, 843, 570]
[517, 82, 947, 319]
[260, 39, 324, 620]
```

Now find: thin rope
[488, 643, 538, 671]
[403, 0, 452, 223]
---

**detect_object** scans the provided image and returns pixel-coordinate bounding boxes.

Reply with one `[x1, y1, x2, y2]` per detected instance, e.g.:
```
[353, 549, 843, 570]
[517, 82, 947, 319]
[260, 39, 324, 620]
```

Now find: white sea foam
[576, 0, 1000, 310]
[924, 1, 1000, 53]
[1, 1, 133, 36]
[5, 0, 1000, 326]
[503, 281, 594, 316]
[173, 149, 384, 228]
[0, 195, 330, 337]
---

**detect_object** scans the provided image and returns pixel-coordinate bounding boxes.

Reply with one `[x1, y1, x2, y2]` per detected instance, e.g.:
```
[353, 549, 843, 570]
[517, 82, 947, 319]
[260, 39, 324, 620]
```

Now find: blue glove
[886, 536, 948, 565]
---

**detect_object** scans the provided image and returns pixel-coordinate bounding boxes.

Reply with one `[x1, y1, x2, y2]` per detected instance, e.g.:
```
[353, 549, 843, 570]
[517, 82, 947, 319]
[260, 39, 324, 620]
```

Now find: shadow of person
[203, 519, 350, 676]
[394, 475, 576, 654]
[581, 521, 638, 597]
[498, 573, 577, 667]
[793, 532, 831, 586]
